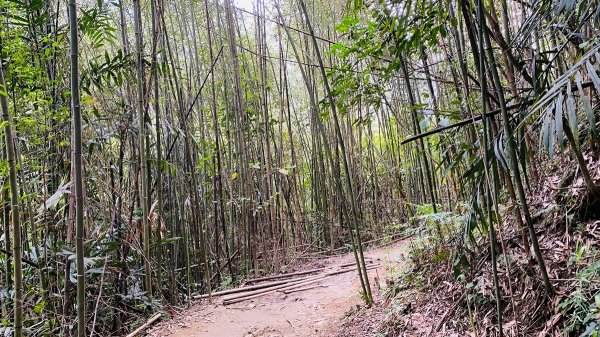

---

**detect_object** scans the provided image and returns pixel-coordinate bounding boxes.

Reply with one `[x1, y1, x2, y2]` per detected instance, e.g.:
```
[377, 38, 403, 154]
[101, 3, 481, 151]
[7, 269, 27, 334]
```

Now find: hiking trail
[147, 239, 411, 337]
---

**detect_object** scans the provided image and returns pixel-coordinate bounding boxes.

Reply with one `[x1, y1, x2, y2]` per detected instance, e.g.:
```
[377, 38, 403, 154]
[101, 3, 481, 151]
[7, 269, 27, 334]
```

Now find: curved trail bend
[148, 239, 410, 337]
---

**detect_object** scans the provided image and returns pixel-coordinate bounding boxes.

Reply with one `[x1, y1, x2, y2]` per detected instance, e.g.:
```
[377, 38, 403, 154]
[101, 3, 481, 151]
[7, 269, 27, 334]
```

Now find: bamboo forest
[0, 0, 599, 335]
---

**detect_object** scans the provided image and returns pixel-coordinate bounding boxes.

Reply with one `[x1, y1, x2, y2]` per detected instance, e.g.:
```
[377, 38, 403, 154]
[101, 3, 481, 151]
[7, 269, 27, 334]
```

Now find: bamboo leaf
[583, 95, 597, 139]
[464, 211, 476, 244]
[555, 93, 565, 147]
[577, 70, 597, 140]
[493, 135, 509, 171]
[566, 82, 579, 149]
[548, 113, 555, 160]
[541, 106, 551, 156]
[475, 194, 488, 235]
[38, 181, 72, 214]
[585, 61, 600, 95]
[519, 45, 600, 130]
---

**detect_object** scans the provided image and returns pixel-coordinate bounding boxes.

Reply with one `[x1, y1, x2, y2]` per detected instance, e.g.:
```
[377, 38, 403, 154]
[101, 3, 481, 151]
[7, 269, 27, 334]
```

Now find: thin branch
[0, 247, 40, 269]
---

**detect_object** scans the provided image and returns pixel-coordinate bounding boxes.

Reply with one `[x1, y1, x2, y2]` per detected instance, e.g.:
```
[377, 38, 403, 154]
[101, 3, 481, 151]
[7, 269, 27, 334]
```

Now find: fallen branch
[400, 106, 513, 145]
[223, 275, 329, 305]
[0, 247, 40, 269]
[245, 260, 372, 284]
[435, 294, 465, 332]
[125, 313, 162, 337]
[223, 264, 382, 305]
[222, 274, 326, 303]
[282, 284, 328, 294]
[192, 276, 310, 300]
[194, 260, 373, 300]
[245, 267, 328, 283]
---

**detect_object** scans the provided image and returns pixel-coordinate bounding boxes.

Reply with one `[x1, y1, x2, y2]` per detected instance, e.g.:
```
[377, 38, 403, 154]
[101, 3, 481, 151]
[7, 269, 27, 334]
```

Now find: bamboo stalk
[192, 276, 311, 299]
[0, 247, 40, 269]
[222, 274, 326, 303]
[245, 260, 372, 283]
[245, 267, 327, 283]
[223, 264, 382, 305]
[0, 52, 22, 337]
[223, 275, 329, 305]
[282, 284, 328, 294]
[194, 259, 376, 300]
[125, 313, 162, 337]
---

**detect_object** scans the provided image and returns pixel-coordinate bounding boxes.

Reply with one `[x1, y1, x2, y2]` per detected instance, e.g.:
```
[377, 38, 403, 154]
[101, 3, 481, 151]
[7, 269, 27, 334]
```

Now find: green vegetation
[0, 0, 599, 335]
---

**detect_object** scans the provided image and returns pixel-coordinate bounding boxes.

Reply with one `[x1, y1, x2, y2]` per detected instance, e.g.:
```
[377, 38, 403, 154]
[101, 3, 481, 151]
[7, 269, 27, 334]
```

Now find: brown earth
[146, 239, 411, 337]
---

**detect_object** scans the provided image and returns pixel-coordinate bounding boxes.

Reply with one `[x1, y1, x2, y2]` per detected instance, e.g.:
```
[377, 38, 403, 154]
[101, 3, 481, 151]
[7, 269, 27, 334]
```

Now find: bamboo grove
[0, 0, 599, 335]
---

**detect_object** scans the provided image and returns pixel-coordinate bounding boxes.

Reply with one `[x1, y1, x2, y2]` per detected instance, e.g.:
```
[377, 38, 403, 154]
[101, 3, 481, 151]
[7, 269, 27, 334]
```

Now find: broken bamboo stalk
[192, 275, 311, 299]
[223, 275, 329, 305]
[246, 259, 373, 284]
[282, 284, 328, 294]
[125, 313, 162, 337]
[245, 267, 328, 283]
[223, 264, 383, 305]
[222, 274, 326, 303]
[195, 260, 375, 300]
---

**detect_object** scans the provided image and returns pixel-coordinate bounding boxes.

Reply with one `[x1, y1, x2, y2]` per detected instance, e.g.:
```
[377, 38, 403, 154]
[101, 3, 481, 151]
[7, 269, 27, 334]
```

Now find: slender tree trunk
[205, 0, 233, 279]
[2, 168, 10, 319]
[0, 60, 23, 337]
[476, 0, 503, 331]
[480, 5, 553, 295]
[68, 1, 86, 335]
[133, 0, 152, 297]
[151, 0, 165, 301]
[298, 0, 372, 304]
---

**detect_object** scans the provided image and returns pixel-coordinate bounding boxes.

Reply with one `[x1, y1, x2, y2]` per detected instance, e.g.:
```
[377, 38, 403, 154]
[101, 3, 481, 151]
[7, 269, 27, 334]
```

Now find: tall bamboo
[0, 59, 22, 337]
[298, 0, 372, 304]
[133, 0, 152, 297]
[68, 0, 86, 335]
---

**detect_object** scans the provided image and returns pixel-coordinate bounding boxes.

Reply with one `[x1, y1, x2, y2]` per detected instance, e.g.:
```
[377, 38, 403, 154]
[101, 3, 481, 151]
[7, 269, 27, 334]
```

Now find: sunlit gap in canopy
[235, 0, 257, 11]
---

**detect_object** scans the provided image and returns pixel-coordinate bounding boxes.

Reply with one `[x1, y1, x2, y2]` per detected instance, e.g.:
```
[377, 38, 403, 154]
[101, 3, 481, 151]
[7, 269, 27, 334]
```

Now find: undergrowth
[378, 165, 600, 336]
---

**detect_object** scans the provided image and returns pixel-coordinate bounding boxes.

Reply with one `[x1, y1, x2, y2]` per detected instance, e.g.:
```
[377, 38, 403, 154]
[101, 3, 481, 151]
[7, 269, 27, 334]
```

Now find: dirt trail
[148, 239, 411, 337]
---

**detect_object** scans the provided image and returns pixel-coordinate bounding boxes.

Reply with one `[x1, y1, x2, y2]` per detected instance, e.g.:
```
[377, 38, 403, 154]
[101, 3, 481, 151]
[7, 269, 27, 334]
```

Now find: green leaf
[566, 82, 579, 149]
[548, 114, 555, 160]
[585, 61, 600, 95]
[541, 106, 551, 156]
[577, 71, 598, 140]
[34, 301, 45, 314]
[555, 93, 565, 147]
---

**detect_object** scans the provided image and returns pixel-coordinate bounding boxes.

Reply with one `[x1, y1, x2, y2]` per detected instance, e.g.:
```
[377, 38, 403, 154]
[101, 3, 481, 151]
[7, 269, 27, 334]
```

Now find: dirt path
[148, 239, 411, 337]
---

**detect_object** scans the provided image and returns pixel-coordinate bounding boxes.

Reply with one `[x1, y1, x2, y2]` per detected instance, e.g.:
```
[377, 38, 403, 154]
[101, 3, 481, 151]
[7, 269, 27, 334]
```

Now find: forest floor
[146, 239, 412, 337]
